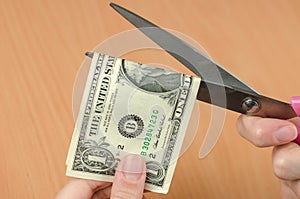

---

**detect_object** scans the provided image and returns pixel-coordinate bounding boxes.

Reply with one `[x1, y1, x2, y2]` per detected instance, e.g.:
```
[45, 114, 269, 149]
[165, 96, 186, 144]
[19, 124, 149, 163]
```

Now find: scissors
[93, 3, 300, 148]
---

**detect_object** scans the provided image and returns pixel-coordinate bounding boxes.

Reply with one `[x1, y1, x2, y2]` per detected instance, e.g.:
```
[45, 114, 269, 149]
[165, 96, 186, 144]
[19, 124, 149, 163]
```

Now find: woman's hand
[237, 115, 300, 198]
[55, 154, 146, 199]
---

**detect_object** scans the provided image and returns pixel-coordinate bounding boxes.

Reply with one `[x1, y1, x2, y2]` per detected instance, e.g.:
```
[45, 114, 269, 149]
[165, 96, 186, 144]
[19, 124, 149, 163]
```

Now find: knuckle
[252, 129, 265, 147]
[273, 157, 290, 179]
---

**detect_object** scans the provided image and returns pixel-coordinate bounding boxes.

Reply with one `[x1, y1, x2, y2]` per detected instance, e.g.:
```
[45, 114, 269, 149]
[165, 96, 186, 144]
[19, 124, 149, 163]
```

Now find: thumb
[110, 154, 146, 199]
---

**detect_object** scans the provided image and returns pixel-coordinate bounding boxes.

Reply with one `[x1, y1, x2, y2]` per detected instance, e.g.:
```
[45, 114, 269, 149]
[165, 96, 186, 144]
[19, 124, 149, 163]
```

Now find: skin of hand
[55, 154, 146, 199]
[236, 115, 300, 199]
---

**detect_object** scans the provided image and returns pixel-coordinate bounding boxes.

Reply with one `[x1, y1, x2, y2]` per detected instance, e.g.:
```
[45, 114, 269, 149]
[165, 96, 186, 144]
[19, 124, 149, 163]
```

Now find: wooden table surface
[2, 0, 300, 198]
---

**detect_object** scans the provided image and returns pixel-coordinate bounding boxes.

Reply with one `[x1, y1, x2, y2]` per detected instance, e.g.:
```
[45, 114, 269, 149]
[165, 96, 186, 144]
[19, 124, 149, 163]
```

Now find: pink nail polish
[291, 96, 300, 145]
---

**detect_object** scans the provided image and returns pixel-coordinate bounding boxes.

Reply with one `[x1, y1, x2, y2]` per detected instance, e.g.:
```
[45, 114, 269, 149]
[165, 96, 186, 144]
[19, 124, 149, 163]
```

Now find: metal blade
[109, 3, 298, 120]
[110, 3, 258, 95]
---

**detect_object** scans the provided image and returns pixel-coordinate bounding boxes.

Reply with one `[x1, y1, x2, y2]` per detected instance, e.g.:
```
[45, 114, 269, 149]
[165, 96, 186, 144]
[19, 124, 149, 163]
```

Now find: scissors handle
[291, 96, 300, 144]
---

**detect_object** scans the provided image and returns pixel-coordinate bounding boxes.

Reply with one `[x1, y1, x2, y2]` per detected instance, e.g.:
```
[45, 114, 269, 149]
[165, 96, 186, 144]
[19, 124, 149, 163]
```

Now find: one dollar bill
[66, 53, 201, 193]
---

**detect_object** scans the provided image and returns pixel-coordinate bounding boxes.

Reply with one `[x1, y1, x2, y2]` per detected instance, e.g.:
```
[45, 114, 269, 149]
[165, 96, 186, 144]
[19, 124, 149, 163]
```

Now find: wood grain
[1, 0, 300, 198]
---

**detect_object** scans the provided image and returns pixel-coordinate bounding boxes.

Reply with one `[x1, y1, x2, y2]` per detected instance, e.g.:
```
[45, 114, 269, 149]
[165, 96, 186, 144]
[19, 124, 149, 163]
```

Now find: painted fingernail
[275, 125, 298, 142]
[120, 154, 145, 181]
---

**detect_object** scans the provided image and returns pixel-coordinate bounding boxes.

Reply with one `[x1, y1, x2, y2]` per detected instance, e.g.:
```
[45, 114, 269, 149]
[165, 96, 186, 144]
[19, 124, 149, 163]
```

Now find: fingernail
[120, 154, 145, 181]
[275, 125, 298, 142]
[293, 126, 300, 145]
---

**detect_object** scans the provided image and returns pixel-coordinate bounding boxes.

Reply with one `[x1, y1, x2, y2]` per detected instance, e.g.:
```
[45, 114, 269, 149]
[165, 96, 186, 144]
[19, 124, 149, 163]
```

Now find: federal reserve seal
[118, 114, 144, 138]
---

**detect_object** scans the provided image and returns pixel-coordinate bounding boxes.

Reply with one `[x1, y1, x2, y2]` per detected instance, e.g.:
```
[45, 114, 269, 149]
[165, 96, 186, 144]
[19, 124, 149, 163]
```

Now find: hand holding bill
[56, 154, 146, 199]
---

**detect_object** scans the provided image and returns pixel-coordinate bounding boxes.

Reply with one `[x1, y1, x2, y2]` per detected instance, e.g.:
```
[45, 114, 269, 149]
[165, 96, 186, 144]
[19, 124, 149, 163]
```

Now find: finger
[273, 142, 300, 180]
[236, 115, 297, 147]
[279, 180, 299, 199]
[92, 186, 112, 199]
[55, 178, 111, 199]
[110, 154, 146, 199]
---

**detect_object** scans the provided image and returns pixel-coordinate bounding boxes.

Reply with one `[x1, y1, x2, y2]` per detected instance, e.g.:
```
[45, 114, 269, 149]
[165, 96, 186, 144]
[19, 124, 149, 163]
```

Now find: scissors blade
[110, 3, 297, 120]
[110, 3, 257, 94]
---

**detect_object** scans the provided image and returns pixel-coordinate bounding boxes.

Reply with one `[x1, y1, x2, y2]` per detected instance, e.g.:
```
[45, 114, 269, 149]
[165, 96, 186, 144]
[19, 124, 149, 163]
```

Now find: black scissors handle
[198, 81, 296, 119]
